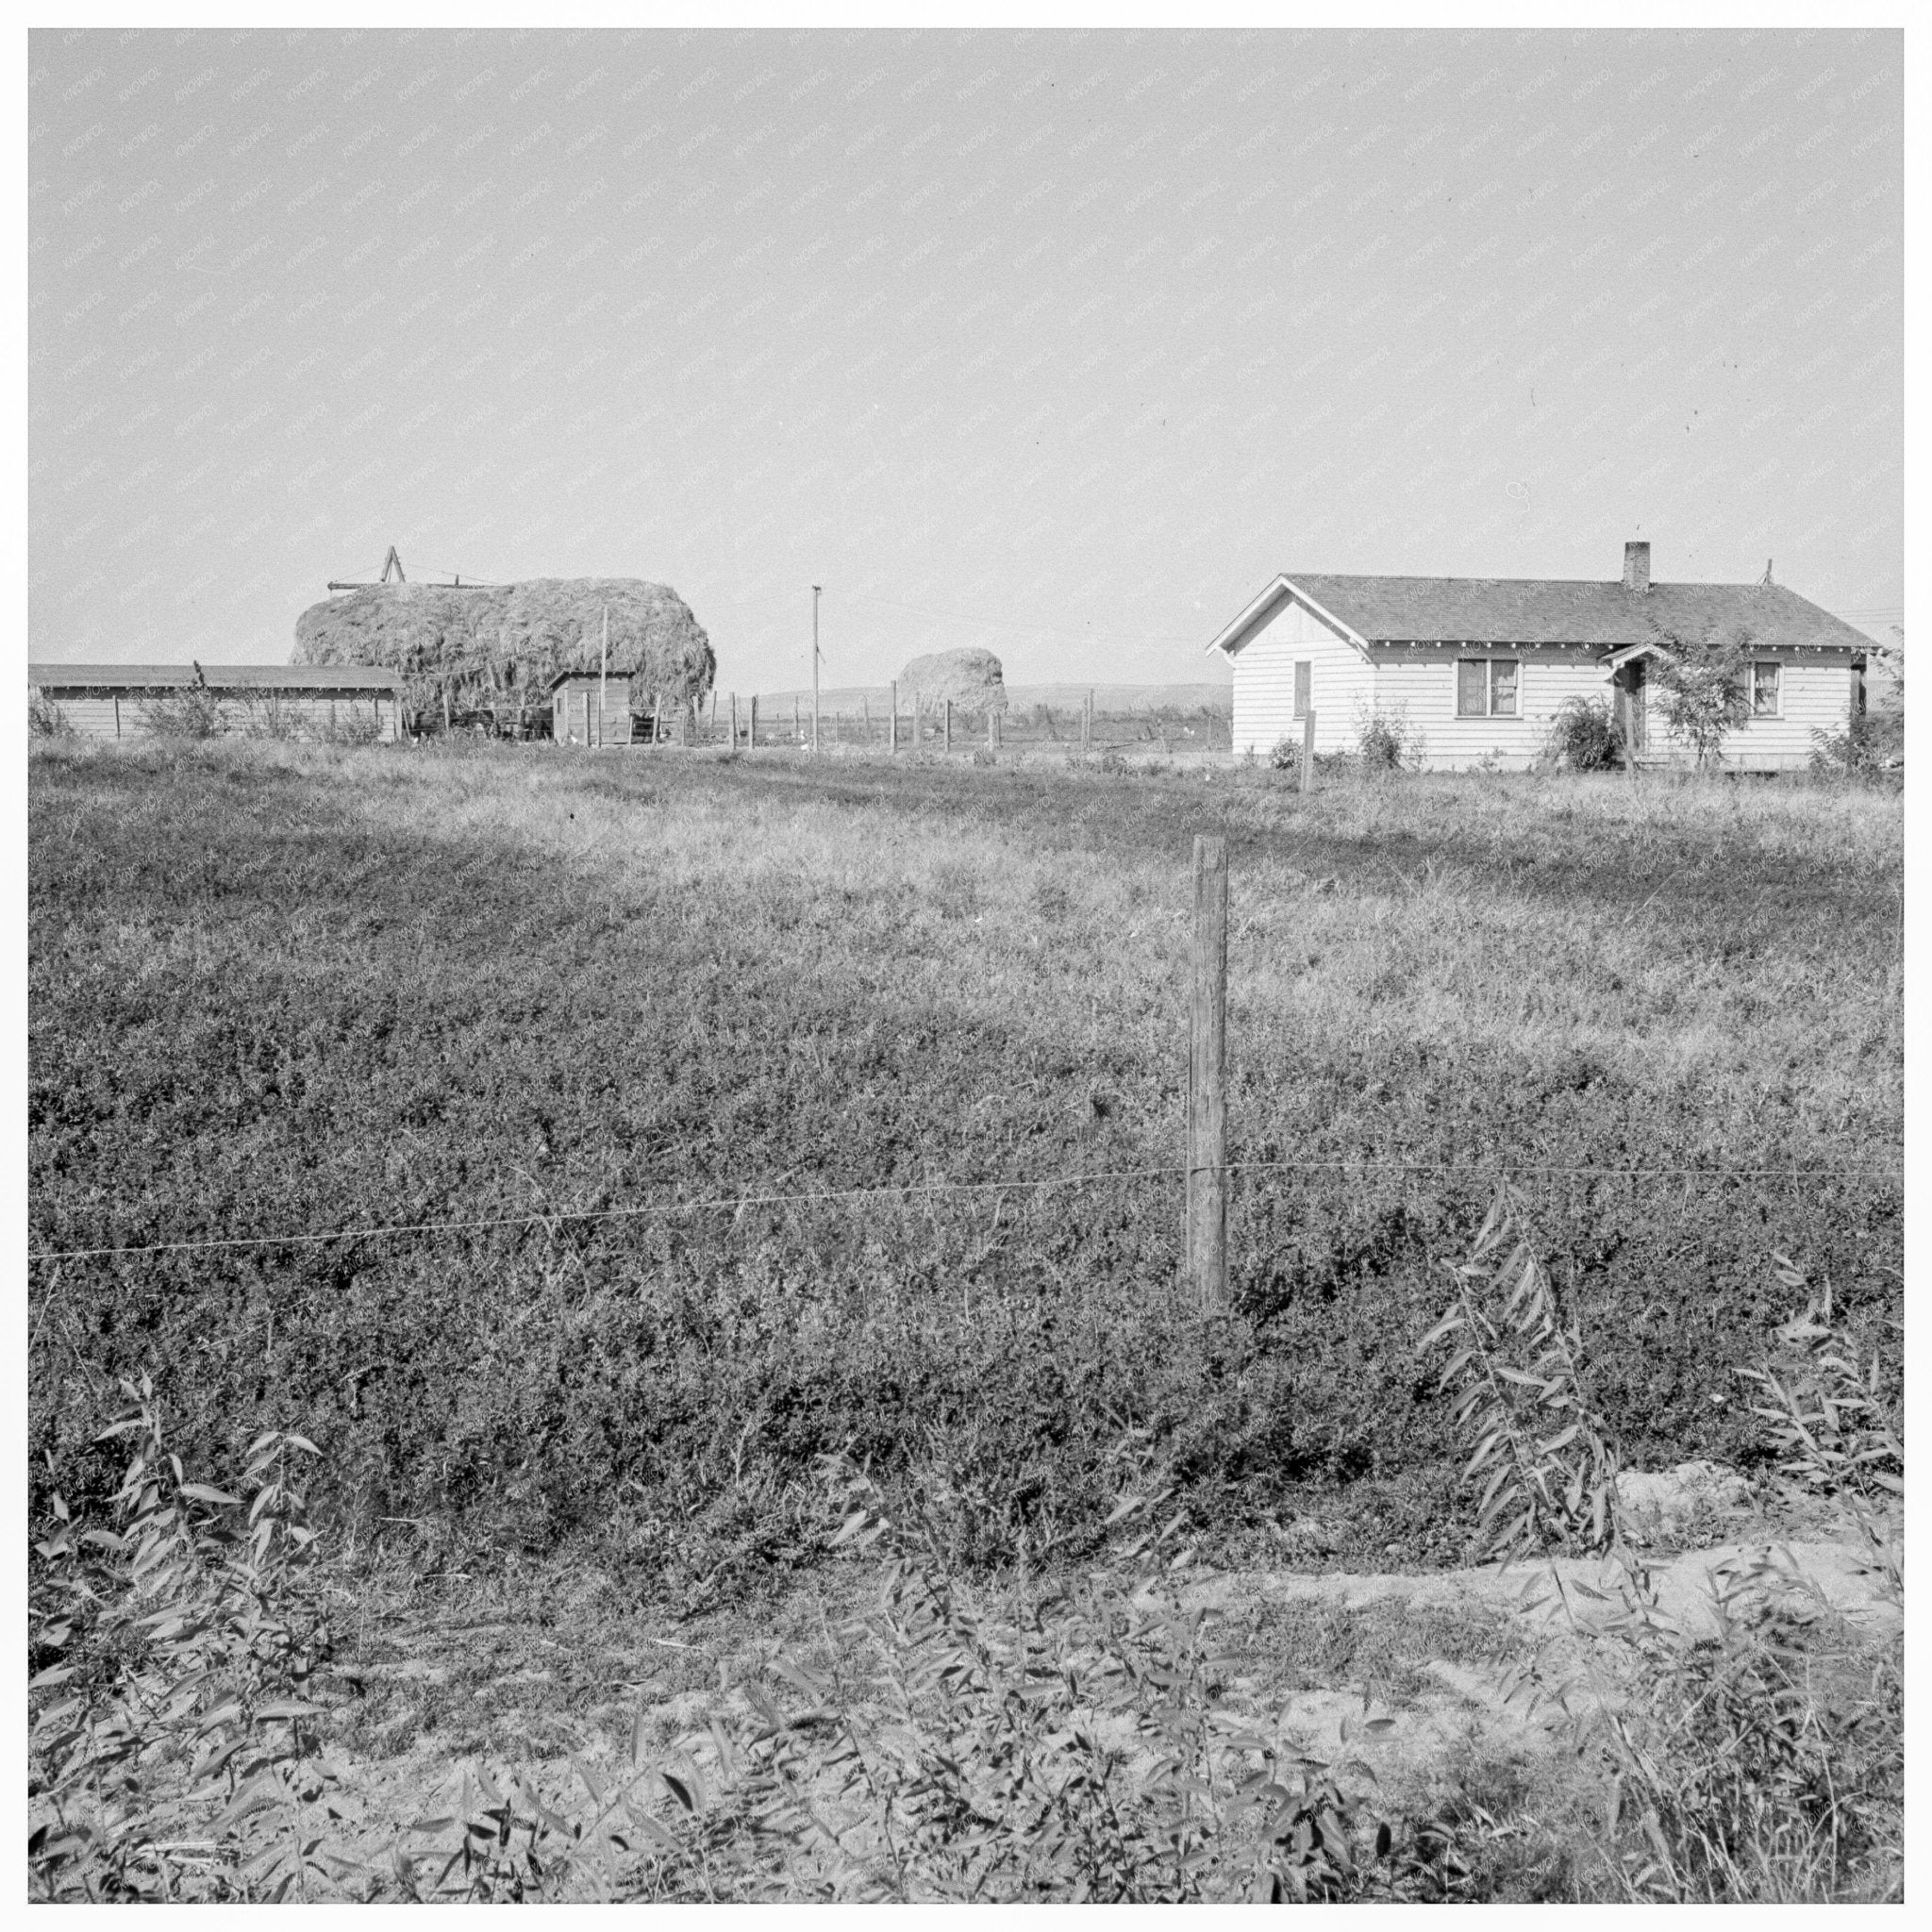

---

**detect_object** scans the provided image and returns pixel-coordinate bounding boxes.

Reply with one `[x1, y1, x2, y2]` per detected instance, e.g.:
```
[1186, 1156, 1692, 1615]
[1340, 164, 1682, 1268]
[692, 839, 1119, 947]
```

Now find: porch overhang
[1599, 641, 1665, 675]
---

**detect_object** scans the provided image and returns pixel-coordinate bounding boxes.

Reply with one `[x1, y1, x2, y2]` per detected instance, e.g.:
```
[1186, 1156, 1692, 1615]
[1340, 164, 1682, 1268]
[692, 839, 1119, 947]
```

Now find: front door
[1615, 660, 1647, 754]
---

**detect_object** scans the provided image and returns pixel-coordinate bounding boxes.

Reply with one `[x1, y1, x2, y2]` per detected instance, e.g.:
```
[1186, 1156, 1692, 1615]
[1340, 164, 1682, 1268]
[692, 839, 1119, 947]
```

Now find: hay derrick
[898, 646, 1008, 714]
[294, 577, 713, 732]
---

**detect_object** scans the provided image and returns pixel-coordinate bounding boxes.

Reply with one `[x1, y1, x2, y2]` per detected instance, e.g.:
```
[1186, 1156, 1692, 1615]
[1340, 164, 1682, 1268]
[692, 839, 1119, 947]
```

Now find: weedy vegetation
[1542, 695, 1624, 773]
[27, 737, 1900, 1899]
[134, 668, 226, 741]
[1809, 708, 1904, 779]
[29, 1193, 1900, 1900]
[1352, 704, 1420, 771]
[1422, 1191, 1902, 1902]
[30, 691, 75, 738]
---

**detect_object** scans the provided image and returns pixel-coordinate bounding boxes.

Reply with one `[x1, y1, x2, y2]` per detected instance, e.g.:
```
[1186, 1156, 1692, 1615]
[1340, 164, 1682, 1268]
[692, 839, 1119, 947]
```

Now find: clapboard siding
[1642, 654, 1852, 771]
[1230, 595, 1373, 758]
[1369, 648, 1607, 769]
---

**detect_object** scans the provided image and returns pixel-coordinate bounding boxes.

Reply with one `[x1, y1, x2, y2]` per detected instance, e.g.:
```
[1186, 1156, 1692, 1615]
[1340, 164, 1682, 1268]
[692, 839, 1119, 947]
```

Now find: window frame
[1456, 655, 1523, 720]
[1750, 659, 1782, 721]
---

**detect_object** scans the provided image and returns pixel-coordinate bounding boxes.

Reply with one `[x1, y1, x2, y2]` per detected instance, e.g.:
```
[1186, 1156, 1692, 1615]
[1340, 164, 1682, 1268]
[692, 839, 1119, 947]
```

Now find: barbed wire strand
[25, 1156, 1900, 1266]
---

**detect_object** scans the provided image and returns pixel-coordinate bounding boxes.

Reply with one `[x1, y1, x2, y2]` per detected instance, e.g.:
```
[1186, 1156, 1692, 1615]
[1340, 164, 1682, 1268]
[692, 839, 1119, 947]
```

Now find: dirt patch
[300, 1507, 1899, 1875]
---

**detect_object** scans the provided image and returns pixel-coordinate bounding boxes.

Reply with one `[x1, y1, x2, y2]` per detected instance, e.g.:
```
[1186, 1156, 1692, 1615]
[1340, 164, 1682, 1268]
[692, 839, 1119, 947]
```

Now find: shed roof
[1210, 576, 1872, 657]
[547, 670, 629, 693]
[29, 662, 401, 692]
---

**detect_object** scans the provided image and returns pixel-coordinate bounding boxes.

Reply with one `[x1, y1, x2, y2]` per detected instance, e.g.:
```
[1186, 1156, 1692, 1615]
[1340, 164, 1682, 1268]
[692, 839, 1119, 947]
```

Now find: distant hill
[743, 681, 1230, 715]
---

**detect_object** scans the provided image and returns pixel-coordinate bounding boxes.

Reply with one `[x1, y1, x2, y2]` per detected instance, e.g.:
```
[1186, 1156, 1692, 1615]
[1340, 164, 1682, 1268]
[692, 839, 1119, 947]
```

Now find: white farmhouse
[1208, 542, 1872, 771]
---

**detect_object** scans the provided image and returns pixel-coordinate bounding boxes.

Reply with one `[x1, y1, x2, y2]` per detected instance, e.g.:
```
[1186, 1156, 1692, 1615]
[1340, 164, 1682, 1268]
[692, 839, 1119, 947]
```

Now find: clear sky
[28, 26, 1904, 689]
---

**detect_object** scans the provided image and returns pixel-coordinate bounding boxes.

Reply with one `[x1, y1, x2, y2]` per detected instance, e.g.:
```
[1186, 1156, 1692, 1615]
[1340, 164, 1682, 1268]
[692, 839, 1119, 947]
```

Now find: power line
[25, 1157, 1900, 1265]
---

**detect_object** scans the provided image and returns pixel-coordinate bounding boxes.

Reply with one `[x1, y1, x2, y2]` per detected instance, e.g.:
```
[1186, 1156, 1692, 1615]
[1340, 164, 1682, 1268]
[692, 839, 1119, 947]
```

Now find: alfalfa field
[28, 736, 1901, 1590]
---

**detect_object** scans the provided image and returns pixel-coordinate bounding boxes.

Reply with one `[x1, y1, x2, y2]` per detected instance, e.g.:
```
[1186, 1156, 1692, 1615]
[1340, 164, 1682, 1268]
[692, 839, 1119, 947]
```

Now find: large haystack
[294, 577, 713, 728]
[898, 647, 1008, 713]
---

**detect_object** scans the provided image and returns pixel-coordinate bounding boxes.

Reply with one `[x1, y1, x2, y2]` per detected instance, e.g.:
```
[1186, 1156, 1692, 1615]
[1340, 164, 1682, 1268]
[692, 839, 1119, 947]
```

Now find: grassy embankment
[28, 738, 1901, 1599]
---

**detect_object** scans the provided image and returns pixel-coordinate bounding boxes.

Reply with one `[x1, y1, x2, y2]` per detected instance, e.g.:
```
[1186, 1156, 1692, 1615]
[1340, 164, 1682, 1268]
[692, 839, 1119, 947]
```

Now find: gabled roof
[1209, 575, 1871, 657]
[28, 662, 401, 691]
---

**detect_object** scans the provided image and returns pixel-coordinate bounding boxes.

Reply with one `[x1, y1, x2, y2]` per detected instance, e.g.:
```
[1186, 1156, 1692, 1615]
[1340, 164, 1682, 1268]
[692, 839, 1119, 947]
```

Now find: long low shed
[29, 663, 405, 742]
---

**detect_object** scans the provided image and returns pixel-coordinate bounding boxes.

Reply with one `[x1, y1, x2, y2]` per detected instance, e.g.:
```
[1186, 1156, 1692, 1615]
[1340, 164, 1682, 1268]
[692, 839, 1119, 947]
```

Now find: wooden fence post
[1186, 834, 1228, 1309]
[1083, 690, 1092, 751]
[1301, 710, 1317, 794]
[891, 681, 899, 752]
[730, 691, 740, 747]
[989, 710, 997, 751]
[944, 700, 953, 752]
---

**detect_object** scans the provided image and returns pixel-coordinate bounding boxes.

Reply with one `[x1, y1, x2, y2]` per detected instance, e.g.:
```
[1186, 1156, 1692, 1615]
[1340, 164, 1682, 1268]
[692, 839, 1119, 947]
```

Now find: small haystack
[898, 647, 1008, 713]
[294, 577, 713, 731]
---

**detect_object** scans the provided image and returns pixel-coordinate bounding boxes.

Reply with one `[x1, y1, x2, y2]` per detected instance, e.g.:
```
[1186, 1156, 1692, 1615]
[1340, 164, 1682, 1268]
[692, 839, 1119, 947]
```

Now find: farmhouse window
[1457, 658, 1520, 718]
[1751, 661, 1781, 718]
[1292, 660, 1311, 720]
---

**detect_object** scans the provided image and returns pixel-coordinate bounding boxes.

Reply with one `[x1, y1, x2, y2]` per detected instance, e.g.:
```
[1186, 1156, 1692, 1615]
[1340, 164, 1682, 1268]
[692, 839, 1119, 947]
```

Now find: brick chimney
[1623, 541, 1651, 592]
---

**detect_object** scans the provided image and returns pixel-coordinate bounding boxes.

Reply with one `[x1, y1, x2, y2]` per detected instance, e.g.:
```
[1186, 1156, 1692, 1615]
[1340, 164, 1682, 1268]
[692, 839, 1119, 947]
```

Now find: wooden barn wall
[33, 691, 398, 743]
[551, 686, 634, 745]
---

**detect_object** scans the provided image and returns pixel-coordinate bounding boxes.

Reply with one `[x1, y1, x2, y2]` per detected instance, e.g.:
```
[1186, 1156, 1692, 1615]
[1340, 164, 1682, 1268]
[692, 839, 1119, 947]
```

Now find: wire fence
[611, 697, 1234, 756]
[25, 1154, 1902, 1267]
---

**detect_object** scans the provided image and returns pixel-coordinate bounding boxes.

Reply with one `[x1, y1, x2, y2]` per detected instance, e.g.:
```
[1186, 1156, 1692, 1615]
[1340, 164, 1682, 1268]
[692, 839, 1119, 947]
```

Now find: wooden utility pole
[1186, 834, 1228, 1309]
[1301, 710, 1317, 794]
[811, 585, 822, 753]
[599, 606, 609, 750]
